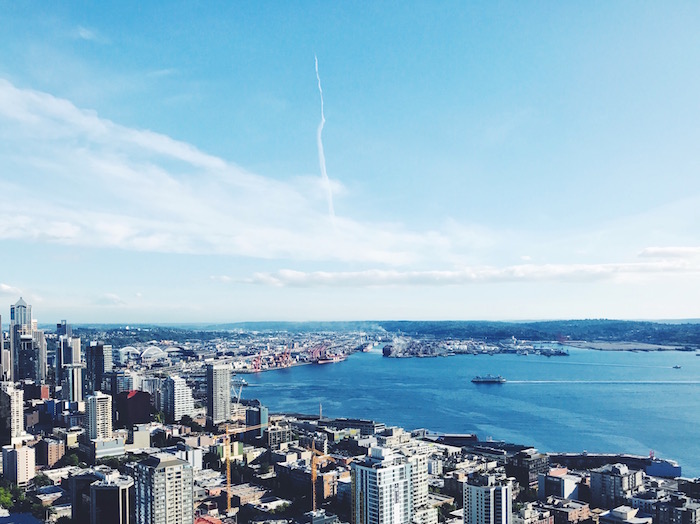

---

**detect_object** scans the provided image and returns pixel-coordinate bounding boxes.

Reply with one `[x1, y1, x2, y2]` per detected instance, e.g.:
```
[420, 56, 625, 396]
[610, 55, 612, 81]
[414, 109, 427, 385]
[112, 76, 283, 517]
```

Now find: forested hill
[375, 320, 700, 346]
[69, 319, 700, 348]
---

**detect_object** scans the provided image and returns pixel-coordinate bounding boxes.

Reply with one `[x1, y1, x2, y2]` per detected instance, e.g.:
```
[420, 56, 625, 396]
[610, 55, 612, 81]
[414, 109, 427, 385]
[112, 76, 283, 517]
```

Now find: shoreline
[565, 341, 694, 352]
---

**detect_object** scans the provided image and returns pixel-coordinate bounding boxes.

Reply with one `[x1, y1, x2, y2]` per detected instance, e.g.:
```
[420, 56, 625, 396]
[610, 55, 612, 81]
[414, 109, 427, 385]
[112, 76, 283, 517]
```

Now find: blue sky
[1, 2, 699, 323]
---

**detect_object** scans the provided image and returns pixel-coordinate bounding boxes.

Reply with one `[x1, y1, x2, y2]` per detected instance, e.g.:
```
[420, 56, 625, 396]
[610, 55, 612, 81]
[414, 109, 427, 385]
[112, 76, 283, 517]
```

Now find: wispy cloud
[248, 260, 697, 288]
[73, 26, 106, 43]
[639, 246, 700, 259]
[93, 293, 126, 306]
[0, 78, 457, 265]
[210, 275, 233, 283]
[0, 283, 22, 296]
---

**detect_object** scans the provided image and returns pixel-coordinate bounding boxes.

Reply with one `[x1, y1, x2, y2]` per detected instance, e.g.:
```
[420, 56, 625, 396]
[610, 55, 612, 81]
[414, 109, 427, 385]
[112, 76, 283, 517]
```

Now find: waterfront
[244, 346, 700, 476]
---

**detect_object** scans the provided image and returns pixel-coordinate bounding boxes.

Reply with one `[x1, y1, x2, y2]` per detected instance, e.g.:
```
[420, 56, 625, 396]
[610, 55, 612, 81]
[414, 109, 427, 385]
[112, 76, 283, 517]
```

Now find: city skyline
[2, 3, 700, 322]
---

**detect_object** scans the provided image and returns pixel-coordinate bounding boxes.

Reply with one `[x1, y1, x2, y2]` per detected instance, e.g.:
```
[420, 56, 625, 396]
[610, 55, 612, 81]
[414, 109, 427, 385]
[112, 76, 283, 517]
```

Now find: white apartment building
[163, 375, 195, 423]
[2, 444, 35, 487]
[352, 447, 413, 524]
[135, 453, 193, 524]
[464, 474, 513, 524]
[86, 391, 113, 440]
[0, 381, 25, 445]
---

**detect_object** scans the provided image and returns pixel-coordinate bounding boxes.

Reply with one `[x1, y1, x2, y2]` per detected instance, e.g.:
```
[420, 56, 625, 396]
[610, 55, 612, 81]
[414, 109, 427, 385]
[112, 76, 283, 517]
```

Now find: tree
[0, 486, 13, 510]
[63, 453, 79, 467]
[33, 474, 53, 487]
[438, 502, 457, 523]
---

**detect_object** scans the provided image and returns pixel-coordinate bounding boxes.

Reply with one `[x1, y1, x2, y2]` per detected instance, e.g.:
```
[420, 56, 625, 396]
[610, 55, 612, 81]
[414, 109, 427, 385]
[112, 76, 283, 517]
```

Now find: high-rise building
[135, 453, 194, 524]
[56, 332, 81, 384]
[104, 370, 139, 398]
[2, 444, 36, 487]
[0, 381, 25, 445]
[57, 320, 72, 337]
[405, 452, 438, 524]
[464, 474, 513, 524]
[90, 475, 135, 524]
[0, 315, 9, 382]
[86, 391, 113, 440]
[206, 363, 231, 426]
[62, 363, 85, 402]
[86, 342, 113, 393]
[351, 447, 413, 524]
[163, 375, 194, 423]
[8, 298, 47, 383]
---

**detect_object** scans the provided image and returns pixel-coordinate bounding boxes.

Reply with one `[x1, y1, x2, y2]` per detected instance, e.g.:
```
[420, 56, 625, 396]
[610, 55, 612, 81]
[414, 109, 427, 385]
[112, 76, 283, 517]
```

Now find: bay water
[242, 346, 700, 476]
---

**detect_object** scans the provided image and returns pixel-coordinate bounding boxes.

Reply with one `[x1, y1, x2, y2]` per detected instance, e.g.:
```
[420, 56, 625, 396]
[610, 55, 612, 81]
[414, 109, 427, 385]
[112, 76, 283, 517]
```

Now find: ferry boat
[471, 374, 506, 384]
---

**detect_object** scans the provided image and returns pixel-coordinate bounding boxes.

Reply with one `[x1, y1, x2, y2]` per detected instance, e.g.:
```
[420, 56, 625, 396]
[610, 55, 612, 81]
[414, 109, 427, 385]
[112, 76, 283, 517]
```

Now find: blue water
[242, 347, 700, 476]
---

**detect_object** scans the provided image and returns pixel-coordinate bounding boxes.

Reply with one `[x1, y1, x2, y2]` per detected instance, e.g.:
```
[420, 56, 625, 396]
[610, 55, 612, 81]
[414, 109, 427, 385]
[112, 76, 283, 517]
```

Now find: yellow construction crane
[217, 420, 269, 515]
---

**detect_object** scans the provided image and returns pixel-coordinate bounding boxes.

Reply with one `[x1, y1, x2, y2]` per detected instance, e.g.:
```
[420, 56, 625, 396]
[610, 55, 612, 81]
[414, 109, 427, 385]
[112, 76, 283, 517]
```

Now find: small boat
[673, 365, 682, 369]
[472, 374, 506, 384]
[232, 377, 249, 386]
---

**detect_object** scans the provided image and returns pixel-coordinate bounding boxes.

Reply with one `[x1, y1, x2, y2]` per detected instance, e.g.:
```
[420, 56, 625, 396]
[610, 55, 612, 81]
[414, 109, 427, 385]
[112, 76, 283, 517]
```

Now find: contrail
[315, 55, 335, 219]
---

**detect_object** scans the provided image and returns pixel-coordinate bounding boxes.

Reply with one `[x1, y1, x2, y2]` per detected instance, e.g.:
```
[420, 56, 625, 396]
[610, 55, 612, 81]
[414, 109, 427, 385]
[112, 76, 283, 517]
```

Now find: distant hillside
[65, 319, 700, 348]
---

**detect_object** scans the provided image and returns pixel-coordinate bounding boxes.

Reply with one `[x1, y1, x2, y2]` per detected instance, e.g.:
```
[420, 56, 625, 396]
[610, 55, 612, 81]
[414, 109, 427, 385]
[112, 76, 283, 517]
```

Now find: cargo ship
[316, 355, 347, 364]
[471, 374, 506, 384]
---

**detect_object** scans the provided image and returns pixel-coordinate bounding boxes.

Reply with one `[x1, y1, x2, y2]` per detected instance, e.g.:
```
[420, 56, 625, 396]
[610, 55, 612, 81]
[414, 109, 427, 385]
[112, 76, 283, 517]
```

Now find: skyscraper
[163, 375, 194, 423]
[206, 363, 231, 426]
[135, 453, 193, 524]
[56, 332, 81, 384]
[405, 452, 438, 524]
[464, 474, 513, 524]
[62, 363, 84, 403]
[0, 381, 24, 445]
[7, 299, 47, 383]
[0, 315, 9, 382]
[86, 341, 113, 393]
[86, 391, 113, 440]
[351, 447, 413, 524]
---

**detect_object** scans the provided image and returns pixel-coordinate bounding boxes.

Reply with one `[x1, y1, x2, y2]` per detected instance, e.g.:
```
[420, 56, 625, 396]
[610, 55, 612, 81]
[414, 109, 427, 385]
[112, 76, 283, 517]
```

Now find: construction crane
[307, 404, 332, 512]
[217, 420, 269, 515]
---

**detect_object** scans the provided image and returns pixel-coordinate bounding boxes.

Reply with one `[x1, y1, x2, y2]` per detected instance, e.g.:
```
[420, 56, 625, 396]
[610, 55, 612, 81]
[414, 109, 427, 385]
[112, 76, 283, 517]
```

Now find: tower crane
[217, 421, 269, 515]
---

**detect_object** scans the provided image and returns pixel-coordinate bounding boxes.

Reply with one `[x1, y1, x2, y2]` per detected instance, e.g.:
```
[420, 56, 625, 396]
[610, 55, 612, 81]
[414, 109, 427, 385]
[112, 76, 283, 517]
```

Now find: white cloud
[93, 293, 126, 306]
[0, 78, 456, 266]
[74, 26, 107, 43]
[210, 275, 233, 283]
[0, 283, 22, 296]
[248, 259, 697, 287]
[639, 246, 700, 259]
